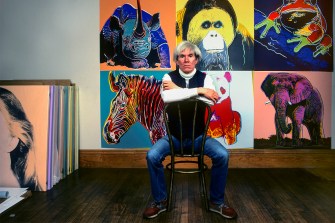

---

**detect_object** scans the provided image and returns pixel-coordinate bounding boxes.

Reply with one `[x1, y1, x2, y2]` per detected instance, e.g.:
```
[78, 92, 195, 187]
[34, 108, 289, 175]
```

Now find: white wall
[0, 0, 100, 149]
[0, 0, 334, 149]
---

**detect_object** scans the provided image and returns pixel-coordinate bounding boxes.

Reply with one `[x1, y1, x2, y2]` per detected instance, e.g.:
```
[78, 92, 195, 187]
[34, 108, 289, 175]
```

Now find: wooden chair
[163, 98, 213, 211]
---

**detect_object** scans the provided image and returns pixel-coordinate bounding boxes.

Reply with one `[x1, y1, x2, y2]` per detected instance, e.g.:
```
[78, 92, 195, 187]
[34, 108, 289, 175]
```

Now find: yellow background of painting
[176, 0, 254, 39]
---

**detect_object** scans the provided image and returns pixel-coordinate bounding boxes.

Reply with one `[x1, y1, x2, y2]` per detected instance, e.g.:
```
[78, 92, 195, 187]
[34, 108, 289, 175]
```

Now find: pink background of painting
[100, 0, 176, 71]
[2, 85, 50, 191]
[254, 71, 332, 140]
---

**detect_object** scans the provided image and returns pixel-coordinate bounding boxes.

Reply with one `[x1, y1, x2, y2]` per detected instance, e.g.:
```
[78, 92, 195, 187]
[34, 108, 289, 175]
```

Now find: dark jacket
[166, 70, 207, 140]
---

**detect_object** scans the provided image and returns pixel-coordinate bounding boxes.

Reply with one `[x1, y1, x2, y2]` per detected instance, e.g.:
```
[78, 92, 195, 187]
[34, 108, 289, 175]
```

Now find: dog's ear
[224, 72, 232, 83]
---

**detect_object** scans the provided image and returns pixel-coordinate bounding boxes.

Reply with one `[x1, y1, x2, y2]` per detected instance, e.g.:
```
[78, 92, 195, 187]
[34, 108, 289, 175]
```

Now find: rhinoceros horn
[133, 0, 146, 39]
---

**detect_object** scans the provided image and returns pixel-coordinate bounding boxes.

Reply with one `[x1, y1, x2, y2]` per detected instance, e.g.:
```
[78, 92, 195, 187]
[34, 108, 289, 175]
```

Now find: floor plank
[1, 168, 335, 223]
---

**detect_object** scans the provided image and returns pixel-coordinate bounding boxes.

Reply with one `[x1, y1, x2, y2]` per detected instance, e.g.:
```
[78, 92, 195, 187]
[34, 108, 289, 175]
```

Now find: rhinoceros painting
[100, 0, 171, 69]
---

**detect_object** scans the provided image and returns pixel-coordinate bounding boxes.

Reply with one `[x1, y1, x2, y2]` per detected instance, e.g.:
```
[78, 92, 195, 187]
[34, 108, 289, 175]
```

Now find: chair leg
[198, 158, 209, 211]
[200, 171, 209, 211]
[168, 170, 174, 211]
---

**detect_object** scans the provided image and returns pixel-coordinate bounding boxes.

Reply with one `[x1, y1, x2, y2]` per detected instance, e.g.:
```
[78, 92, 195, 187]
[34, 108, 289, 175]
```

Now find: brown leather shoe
[209, 202, 237, 219]
[143, 200, 167, 219]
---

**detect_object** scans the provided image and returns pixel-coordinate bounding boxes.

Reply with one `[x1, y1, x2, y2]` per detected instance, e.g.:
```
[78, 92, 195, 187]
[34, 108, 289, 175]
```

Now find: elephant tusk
[288, 101, 292, 105]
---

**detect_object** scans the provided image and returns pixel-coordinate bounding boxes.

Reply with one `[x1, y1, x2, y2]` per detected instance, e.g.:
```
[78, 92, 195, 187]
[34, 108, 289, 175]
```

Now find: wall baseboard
[79, 149, 335, 168]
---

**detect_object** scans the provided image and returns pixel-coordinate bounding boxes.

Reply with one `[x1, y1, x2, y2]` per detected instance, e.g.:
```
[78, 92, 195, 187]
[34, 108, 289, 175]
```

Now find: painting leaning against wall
[100, 70, 167, 148]
[0, 86, 50, 191]
[254, 71, 332, 149]
[206, 71, 254, 149]
[100, 70, 255, 149]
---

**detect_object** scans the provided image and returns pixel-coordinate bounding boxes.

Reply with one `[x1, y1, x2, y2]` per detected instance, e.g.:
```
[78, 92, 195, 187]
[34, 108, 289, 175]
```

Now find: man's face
[176, 48, 198, 74]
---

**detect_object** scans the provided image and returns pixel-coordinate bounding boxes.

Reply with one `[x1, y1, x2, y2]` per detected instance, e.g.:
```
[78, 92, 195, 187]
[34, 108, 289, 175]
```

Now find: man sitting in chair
[143, 41, 237, 219]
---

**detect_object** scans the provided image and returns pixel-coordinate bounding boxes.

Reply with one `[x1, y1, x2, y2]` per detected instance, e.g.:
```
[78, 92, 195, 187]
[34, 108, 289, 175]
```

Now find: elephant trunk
[274, 90, 292, 134]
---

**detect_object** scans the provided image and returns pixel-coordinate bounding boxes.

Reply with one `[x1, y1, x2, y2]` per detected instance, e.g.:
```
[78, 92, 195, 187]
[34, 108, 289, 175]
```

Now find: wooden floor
[1, 168, 335, 223]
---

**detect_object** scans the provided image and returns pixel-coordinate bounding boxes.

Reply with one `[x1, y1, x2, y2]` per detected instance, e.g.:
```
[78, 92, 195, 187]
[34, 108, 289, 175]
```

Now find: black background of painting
[254, 0, 333, 71]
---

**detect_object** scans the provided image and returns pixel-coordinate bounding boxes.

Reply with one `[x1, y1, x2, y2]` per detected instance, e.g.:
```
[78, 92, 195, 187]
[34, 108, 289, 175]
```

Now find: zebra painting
[103, 71, 166, 145]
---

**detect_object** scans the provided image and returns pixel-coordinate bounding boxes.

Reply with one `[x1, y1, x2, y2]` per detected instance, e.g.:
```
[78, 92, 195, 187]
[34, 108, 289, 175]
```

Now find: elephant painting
[261, 73, 324, 147]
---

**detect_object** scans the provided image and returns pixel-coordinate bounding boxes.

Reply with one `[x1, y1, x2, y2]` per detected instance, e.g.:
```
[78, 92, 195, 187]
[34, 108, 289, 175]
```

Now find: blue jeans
[146, 135, 229, 205]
